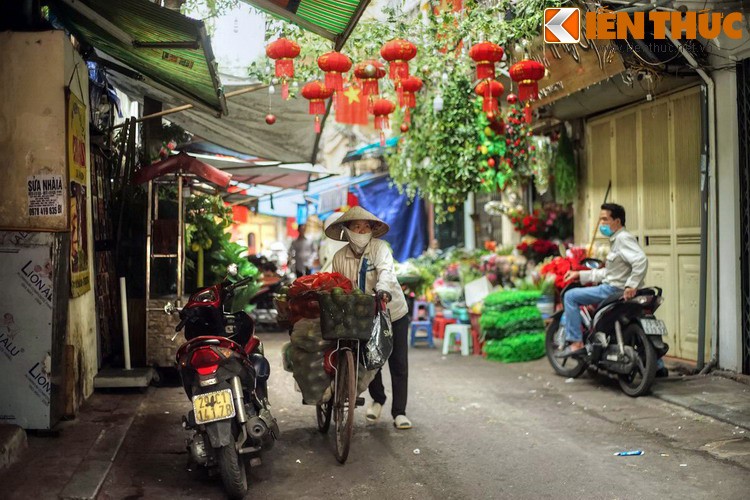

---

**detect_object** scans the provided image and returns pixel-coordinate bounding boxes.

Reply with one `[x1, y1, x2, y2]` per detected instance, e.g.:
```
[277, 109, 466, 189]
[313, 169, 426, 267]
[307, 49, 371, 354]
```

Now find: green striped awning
[48, 0, 226, 115]
[241, 0, 372, 50]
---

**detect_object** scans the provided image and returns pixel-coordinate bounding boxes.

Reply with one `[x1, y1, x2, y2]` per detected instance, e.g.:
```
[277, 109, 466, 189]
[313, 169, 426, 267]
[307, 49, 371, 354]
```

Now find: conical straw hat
[324, 206, 389, 241]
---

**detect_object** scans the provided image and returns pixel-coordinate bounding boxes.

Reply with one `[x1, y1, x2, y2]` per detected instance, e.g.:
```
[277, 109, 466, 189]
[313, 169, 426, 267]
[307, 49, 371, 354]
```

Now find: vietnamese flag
[335, 82, 369, 125]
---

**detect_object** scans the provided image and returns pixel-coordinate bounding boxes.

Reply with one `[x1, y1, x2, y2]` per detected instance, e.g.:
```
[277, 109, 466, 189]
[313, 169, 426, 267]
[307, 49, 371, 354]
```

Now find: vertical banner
[67, 91, 90, 297]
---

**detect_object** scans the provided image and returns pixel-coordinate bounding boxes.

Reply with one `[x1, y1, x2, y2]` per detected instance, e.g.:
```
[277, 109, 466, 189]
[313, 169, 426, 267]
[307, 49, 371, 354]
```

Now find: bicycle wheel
[334, 349, 356, 464]
[316, 401, 332, 433]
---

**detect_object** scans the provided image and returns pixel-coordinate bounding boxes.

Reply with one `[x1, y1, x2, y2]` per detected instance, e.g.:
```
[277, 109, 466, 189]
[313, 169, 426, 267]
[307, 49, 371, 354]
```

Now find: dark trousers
[368, 314, 409, 418]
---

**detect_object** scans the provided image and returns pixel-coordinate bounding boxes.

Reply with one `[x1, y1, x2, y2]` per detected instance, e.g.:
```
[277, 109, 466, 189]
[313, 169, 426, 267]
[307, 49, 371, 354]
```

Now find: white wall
[713, 68, 743, 372]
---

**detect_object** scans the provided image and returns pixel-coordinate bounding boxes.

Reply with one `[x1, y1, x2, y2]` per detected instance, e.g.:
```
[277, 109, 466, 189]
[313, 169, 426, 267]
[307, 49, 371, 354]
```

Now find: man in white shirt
[556, 203, 648, 358]
[288, 224, 317, 277]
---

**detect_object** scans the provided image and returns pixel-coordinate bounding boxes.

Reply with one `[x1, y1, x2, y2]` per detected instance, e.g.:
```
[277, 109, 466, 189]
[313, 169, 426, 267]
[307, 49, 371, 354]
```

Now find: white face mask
[344, 227, 372, 253]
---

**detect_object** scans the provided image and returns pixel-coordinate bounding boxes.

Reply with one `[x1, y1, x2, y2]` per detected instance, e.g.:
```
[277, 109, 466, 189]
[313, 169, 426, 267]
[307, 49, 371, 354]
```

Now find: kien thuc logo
[544, 8, 745, 43]
[544, 8, 581, 44]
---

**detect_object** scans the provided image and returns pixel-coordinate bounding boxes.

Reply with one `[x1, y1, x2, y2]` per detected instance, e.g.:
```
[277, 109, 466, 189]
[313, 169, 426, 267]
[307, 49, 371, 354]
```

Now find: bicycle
[316, 338, 363, 463]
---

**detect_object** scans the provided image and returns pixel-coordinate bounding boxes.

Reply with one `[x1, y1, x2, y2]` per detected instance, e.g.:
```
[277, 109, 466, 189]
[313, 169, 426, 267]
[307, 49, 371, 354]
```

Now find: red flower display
[541, 248, 589, 290]
[380, 39, 417, 81]
[469, 42, 504, 80]
[265, 38, 300, 100]
[317, 51, 352, 93]
[301, 81, 334, 133]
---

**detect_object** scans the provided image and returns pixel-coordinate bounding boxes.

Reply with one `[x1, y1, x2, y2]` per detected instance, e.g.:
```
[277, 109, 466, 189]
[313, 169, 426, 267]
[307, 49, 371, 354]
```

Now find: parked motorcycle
[165, 264, 279, 499]
[545, 259, 670, 397]
[248, 255, 293, 330]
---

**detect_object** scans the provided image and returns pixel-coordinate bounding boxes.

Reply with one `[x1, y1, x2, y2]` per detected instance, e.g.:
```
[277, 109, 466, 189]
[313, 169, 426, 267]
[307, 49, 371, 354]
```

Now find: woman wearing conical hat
[326, 206, 412, 430]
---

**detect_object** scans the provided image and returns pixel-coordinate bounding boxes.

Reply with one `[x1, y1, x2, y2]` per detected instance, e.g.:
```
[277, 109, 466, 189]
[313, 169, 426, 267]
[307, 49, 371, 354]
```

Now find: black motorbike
[545, 259, 669, 397]
[248, 255, 294, 330]
[165, 265, 279, 499]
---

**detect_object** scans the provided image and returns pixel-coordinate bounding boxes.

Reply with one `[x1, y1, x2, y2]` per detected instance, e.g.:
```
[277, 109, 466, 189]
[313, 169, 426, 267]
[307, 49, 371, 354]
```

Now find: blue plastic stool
[410, 301, 435, 348]
[442, 324, 472, 356]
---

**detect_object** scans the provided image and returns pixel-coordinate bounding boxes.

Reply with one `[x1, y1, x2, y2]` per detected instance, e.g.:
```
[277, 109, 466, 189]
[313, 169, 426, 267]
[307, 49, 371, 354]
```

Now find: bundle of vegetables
[483, 333, 546, 363]
[480, 289, 544, 340]
[287, 273, 354, 324]
[480, 306, 545, 340]
[288, 319, 335, 404]
[483, 290, 542, 312]
[318, 287, 375, 341]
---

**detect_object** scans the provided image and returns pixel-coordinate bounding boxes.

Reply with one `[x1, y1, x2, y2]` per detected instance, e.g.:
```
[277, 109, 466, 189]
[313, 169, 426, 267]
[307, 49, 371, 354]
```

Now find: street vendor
[326, 207, 412, 430]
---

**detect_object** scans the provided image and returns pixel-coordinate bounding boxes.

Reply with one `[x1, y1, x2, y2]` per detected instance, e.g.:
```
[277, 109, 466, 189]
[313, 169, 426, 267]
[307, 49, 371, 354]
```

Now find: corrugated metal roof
[240, 0, 371, 50]
[49, 0, 226, 115]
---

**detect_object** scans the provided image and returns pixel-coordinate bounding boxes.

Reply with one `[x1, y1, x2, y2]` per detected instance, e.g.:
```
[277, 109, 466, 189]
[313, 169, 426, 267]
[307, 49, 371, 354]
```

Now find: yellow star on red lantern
[343, 85, 361, 104]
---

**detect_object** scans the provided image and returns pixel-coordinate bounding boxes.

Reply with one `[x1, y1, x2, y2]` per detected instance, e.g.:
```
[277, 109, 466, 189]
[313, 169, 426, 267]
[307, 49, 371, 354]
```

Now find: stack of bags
[282, 319, 334, 404]
[480, 290, 546, 363]
[281, 318, 378, 404]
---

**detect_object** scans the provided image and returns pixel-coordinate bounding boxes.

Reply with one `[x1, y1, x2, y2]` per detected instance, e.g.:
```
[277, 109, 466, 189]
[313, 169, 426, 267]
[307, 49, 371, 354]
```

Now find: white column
[713, 69, 743, 371]
[464, 192, 476, 250]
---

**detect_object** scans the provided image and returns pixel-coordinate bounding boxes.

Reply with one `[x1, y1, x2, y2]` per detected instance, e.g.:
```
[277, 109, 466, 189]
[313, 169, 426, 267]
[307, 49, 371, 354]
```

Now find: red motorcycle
[165, 265, 279, 499]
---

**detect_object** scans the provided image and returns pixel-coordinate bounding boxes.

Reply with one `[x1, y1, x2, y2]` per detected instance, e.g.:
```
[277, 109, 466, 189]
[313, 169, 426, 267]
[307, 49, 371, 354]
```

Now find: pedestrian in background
[288, 223, 317, 277]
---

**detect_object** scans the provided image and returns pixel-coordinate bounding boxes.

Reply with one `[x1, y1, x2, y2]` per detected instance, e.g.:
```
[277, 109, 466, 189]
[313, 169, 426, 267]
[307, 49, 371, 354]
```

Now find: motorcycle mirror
[164, 302, 175, 315]
[227, 263, 239, 276]
[581, 258, 604, 270]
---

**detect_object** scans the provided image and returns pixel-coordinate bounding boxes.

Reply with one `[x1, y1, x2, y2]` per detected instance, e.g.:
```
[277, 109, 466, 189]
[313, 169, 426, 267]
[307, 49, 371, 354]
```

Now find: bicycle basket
[318, 292, 375, 341]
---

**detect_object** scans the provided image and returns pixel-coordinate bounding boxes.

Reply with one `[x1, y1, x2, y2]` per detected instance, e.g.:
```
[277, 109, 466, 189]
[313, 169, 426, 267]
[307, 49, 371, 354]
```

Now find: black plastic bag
[364, 299, 393, 370]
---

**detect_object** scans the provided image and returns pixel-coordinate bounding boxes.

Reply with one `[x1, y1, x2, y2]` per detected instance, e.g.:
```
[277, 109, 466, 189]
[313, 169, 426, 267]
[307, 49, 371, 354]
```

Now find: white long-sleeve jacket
[331, 239, 408, 322]
[579, 228, 648, 290]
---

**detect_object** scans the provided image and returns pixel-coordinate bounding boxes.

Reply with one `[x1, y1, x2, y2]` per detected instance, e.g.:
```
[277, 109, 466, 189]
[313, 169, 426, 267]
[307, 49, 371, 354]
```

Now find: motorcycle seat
[597, 291, 624, 309]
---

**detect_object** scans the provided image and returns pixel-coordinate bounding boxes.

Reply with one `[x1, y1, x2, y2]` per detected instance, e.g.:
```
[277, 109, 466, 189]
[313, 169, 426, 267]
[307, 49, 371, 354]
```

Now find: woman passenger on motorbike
[326, 207, 412, 430]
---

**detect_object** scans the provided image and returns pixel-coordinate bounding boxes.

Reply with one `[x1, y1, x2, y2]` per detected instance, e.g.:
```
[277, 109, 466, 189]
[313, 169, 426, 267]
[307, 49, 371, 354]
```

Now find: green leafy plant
[554, 127, 578, 204]
[245, 0, 562, 221]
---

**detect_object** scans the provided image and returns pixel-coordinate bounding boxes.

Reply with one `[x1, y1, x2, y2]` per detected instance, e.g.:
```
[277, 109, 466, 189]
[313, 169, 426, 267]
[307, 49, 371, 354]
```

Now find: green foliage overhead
[246, 0, 561, 220]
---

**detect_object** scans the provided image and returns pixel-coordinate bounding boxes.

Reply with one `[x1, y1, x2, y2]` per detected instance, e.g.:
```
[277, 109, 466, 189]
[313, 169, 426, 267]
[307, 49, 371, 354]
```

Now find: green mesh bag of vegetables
[319, 288, 375, 341]
[483, 333, 546, 363]
[483, 290, 541, 313]
[480, 306, 544, 340]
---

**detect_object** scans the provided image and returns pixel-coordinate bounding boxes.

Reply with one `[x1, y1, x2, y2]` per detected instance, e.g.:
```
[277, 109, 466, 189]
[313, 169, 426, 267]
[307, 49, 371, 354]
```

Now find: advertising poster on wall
[0, 231, 57, 429]
[67, 91, 90, 297]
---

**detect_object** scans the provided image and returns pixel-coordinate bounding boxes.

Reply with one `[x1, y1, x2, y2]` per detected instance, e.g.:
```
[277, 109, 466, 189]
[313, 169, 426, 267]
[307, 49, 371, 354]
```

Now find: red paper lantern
[398, 75, 423, 125]
[475, 79, 505, 115]
[372, 98, 396, 147]
[380, 39, 417, 81]
[301, 81, 333, 134]
[317, 51, 352, 93]
[469, 42, 504, 80]
[265, 38, 300, 100]
[509, 60, 545, 101]
[353, 60, 386, 98]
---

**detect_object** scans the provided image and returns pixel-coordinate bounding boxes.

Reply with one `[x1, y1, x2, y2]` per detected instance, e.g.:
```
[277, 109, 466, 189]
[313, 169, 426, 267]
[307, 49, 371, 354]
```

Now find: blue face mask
[599, 224, 614, 237]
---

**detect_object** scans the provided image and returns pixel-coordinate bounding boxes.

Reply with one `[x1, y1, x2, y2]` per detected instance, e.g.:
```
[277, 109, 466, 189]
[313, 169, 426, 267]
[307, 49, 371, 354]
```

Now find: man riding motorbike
[556, 203, 649, 358]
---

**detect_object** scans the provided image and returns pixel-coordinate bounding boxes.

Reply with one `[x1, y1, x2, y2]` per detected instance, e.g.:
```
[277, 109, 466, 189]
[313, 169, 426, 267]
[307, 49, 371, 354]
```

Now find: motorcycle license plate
[641, 318, 668, 336]
[193, 389, 236, 425]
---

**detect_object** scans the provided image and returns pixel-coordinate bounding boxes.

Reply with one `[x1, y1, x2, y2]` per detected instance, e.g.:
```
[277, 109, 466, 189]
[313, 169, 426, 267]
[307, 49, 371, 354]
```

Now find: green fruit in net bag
[331, 287, 345, 296]
[352, 288, 364, 295]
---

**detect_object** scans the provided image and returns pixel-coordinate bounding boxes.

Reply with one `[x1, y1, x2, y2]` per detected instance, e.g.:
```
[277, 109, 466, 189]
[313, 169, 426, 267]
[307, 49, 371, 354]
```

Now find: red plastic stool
[433, 316, 457, 340]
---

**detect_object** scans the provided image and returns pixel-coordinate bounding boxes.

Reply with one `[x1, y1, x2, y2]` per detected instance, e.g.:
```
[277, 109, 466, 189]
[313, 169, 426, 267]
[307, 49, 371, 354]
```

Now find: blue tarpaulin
[352, 176, 427, 262]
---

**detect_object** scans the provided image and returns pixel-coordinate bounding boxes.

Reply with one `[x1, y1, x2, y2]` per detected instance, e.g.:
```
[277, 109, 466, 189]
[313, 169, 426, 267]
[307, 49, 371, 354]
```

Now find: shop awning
[48, 0, 226, 115]
[176, 141, 331, 190]
[240, 0, 372, 50]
